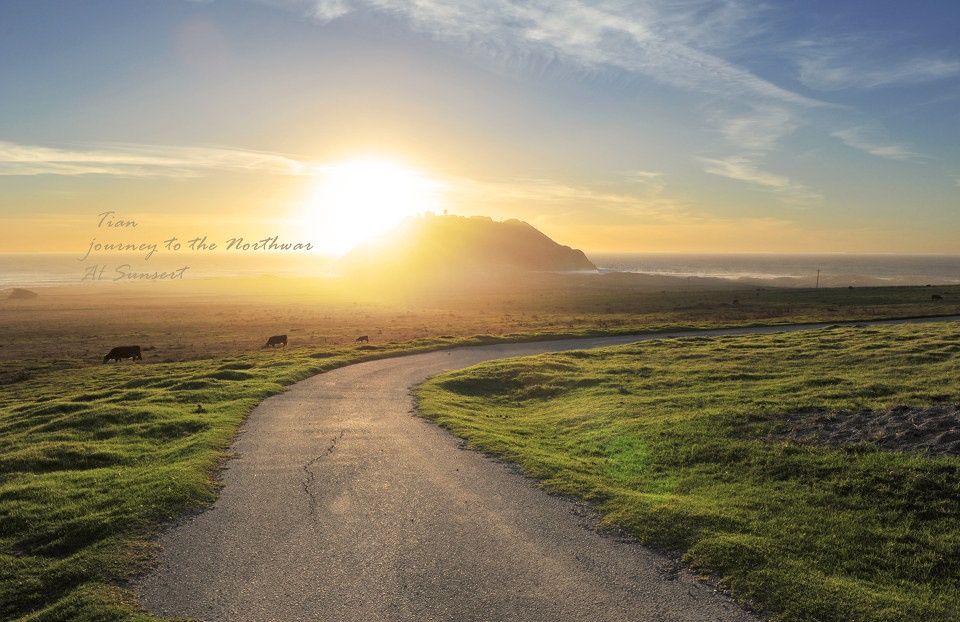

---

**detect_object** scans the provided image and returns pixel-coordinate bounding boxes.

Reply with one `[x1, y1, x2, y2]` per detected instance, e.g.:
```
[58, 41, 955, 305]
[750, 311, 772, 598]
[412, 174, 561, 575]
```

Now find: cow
[932, 294, 943, 301]
[103, 346, 142, 363]
[355, 335, 369, 343]
[264, 334, 287, 348]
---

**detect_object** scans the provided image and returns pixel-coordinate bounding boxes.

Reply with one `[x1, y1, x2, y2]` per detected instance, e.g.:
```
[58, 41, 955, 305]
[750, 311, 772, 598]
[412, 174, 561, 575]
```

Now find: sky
[1, 0, 959, 256]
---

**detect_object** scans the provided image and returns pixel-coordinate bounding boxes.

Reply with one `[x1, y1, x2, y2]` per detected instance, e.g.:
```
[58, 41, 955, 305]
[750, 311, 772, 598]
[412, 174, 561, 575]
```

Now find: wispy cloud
[450, 175, 659, 210]
[697, 101, 820, 203]
[443, 170, 690, 224]
[700, 155, 822, 205]
[300, 0, 352, 22]
[272, 0, 823, 108]
[832, 127, 920, 161]
[624, 170, 666, 192]
[795, 37, 960, 92]
[0, 141, 313, 177]
[713, 105, 802, 153]
[270, 0, 832, 203]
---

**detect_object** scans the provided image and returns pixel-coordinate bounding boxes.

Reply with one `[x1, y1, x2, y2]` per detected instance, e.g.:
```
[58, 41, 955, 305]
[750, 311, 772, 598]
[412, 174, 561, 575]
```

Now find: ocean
[3, 252, 960, 290]
[590, 253, 960, 287]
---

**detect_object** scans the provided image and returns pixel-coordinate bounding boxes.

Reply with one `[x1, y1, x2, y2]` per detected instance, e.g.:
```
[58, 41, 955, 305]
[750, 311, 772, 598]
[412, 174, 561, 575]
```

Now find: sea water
[590, 253, 960, 286]
[3, 252, 960, 290]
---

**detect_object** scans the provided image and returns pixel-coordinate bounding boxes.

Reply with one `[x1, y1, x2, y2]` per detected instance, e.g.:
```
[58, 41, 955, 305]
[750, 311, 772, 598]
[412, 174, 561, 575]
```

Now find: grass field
[0, 334, 523, 620]
[2, 277, 960, 620]
[416, 322, 960, 621]
[2, 276, 958, 383]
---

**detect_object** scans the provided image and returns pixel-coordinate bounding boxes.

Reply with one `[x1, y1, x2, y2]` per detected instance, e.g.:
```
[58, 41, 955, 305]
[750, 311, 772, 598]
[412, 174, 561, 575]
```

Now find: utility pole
[816, 268, 820, 289]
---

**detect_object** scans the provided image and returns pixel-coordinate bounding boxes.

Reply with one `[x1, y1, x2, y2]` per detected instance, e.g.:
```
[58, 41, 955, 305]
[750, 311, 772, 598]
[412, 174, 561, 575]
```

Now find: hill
[337, 214, 597, 279]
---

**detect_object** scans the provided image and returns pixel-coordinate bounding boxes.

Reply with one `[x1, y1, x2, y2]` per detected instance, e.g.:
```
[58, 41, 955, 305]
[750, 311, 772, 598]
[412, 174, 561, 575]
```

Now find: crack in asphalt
[140, 317, 960, 621]
[301, 430, 345, 518]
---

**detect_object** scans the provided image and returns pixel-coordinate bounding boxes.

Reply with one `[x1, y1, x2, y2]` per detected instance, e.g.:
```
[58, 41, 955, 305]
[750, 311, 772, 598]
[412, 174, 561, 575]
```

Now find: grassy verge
[0, 335, 521, 621]
[3, 281, 960, 620]
[416, 322, 960, 621]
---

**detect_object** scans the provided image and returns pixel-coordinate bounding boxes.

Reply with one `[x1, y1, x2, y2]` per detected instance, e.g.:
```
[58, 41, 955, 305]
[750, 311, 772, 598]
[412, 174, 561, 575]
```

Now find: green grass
[416, 322, 960, 621]
[0, 335, 522, 621]
[3, 282, 960, 620]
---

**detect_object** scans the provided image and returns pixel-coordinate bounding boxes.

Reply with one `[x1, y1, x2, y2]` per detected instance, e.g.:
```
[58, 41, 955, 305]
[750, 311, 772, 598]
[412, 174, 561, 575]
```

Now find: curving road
[138, 318, 959, 621]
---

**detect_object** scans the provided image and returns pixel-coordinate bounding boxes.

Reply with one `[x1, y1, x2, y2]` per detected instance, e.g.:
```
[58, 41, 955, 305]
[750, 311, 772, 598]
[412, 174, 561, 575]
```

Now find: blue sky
[1, 0, 958, 253]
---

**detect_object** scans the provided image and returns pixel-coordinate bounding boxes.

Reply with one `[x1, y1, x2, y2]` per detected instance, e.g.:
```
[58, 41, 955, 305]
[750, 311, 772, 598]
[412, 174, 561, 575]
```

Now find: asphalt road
[138, 318, 959, 621]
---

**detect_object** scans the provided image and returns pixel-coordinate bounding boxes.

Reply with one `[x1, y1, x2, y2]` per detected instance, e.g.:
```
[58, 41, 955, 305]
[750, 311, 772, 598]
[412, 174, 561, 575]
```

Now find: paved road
[138, 318, 959, 621]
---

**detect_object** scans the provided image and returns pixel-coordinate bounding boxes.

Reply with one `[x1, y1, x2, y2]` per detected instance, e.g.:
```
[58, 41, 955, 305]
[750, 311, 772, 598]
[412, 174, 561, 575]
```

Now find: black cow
[355, 335, 369, 343]
[932, 294, 943, 301]
[264, 334, 287, 348]
[103, 346, 142, 363]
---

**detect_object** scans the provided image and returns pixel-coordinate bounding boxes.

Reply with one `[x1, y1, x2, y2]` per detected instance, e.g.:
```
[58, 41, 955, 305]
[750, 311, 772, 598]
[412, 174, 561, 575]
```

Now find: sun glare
[299, 157, 444, 255]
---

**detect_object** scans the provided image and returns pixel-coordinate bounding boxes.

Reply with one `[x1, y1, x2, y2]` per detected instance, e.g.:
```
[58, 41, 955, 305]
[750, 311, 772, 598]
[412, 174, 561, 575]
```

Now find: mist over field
[6, 249, 960, 292]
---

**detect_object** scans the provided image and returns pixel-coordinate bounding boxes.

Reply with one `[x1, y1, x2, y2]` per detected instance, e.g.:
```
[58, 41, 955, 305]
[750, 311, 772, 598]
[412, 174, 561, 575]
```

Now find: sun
[299, 157, 444, 255]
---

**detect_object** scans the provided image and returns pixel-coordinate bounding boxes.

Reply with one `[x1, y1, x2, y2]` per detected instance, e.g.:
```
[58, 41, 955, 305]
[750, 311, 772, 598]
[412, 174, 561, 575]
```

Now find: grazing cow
[355, 335, 369, 343]
[932, 294, 943, 301]
[264, 334, 287, 348]
[103, 345, 142, 363]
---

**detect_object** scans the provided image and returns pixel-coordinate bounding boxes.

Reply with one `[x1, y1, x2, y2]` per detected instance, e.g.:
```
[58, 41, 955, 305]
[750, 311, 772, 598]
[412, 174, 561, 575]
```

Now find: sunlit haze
[1, 2, 958, 254]
[298, 158, 444, 255]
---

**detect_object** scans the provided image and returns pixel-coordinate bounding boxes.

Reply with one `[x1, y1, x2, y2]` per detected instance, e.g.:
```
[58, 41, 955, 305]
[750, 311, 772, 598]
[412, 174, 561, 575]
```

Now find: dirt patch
[771, 405, 960, 457]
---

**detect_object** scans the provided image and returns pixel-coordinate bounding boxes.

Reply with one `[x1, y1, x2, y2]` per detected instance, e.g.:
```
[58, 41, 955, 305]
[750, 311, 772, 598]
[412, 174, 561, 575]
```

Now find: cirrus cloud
[699, 155, 823, 205]
[832, 127, 920, 161]
[0, 141, 314, 177]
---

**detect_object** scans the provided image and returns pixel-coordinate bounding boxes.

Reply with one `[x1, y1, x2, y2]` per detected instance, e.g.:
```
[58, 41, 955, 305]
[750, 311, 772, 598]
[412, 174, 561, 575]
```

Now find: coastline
[5, 251, 960, 291]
